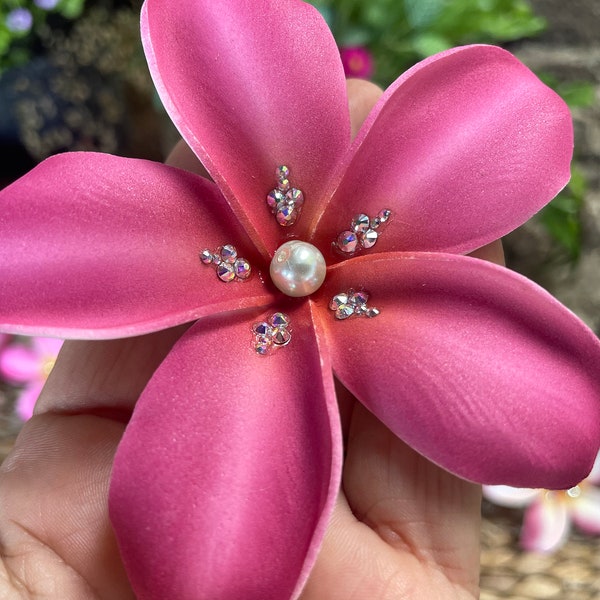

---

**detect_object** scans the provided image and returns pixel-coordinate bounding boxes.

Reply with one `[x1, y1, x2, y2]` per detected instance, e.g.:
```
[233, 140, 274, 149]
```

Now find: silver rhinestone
[220, 244, 238, 263]
[272, 326, 292, 346]
[370, 216, 381, 229]
[267, 189, 285, 211]
[348, 290, 369, 306]
[286, 188, 304, 207]
[278, 178, 291, 193]
[255, 335, 273, 355]
[270, 312, 290, 328]
[366, 307, 380, 318]
[361, 229, 378, 249]
[329, 293, 349, 310]
[234, 258, 251, 279]
[335, 305, 355, 320]
[276, 165, 290, 181]
[378, 209, 392, 223]
[200, 249, 213, 264]
[336, 230, 358, 254]
[276, 204, 298, 226]
[351, 213, 370, 233]
[252, 322, 272, 336]
[216, 263, 235, 282]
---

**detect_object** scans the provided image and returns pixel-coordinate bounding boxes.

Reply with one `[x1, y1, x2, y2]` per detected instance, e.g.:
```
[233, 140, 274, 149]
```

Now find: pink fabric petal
[315, 252, 600, 488]
[0, 344, 40, 382]
[483, 485, 540, 508]
[521, 496, 569, 552]
[15, 381, 44, 421]
[0, 153, 274, 339]
[110, 304, 342, 600]
[313, 45, 573, 255]
[571, 486, 600, 535]
[142, 0, 351, 255]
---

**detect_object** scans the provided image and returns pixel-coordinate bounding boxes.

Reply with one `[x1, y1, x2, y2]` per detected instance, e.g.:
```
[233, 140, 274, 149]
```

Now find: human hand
[0, 79, 500, 599]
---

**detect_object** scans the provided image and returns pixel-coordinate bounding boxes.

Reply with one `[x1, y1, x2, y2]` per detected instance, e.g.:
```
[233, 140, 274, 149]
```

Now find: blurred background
[0, 0, 598, 597]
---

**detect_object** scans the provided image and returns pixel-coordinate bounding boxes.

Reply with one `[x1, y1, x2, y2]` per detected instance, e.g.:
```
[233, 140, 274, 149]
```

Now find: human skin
[0, 79, 497, 599]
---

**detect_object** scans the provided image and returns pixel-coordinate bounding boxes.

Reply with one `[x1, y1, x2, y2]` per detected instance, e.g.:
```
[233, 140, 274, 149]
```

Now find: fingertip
[346, 78, 383, 139]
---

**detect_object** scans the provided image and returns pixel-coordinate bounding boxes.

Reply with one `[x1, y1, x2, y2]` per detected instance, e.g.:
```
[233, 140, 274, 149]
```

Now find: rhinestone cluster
[329, 289, 380, 320]
[200, 244, 251, 282]
[252, 312, 292, 355]
[266, 165, 305, 227]
[333, 209, 392, 255]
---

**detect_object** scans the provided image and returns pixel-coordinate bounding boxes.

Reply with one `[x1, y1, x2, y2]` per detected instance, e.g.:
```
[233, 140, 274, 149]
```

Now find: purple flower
[5, 8, 33, 33]
[34, 0, 60, 10]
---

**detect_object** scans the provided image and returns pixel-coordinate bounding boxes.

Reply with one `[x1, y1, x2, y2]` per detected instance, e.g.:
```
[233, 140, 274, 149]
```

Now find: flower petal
[109, 305, 342, 600]
[570, 486, 600, 535]
[0, 344, 40, 382]
[521, 496, 569, 552]
[0, 153, 274, 339]
[15, 382, 44, 421]
[314, 45, 573, 255]
[315, 252, 600, 488]
[483, 485, 540, 508]
[142, 0, 351, 255]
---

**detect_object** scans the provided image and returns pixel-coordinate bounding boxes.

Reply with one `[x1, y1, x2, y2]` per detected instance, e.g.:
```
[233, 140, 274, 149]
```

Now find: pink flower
[0, 337, 63, 420]
[0, 1, 599, 598]
[340, 45, 374, 78]
[484, 455, 600, 552]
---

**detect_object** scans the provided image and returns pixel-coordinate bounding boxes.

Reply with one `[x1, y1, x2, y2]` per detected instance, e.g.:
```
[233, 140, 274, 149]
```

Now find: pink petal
[32, 336, 63, 358]
[15, 382, 44, 421]
[521, 496, 569, 552]
[0, 153, 274, 339]
[313, 45, 573, 255]
[110, 305, 342, 600]
[571, 486, 600, 535]
[316, 252, 600, 488]
[0, 344, 40, 382]
[483, 485, 540, 508]
[141, 0, 351, 255]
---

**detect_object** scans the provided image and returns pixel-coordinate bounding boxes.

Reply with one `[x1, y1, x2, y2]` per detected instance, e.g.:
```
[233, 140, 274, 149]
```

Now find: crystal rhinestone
[329, 293, 349, 310]
[216, 263, 235, 282]
[278, 178, 291, 193]
[270, 312, 290, 328]
[286, 188, 304, 207]
[378, 209, 392, 223]
[271, 326, 292, 346]
[276, 165, 290, 181]
[335, 230, 358, 254]
[276, 204, 298, 227]
[349, 290, 369, 306]
[255, 335, 273, 356]
[361, 229, 378, 249]
[267, 189, 285, 211]
[212, 254, 222, 266]
[234, 258, 251, 279]
[220, 244, 238, 263]
[252, 322, 272, 336]
[335, 305, 354, 320]
[370, 216, 381, 229]
[366, 307, 381, 318]
[351, 213, 370, 233]
[200, 249, 213, 264]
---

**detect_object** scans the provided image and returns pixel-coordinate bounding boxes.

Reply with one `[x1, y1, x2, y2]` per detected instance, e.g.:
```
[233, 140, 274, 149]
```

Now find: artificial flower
[0, 336, 63, 420]
[484, 454, 600, 552]
[0, 0, 599, 598]
[340, 45, 374, 78]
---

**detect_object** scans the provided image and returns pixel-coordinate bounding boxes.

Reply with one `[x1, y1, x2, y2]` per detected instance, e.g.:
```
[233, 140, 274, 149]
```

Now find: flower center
[270, 241, 326, 297]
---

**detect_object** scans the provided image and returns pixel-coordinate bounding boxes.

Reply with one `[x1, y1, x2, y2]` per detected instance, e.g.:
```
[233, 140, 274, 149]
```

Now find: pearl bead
[270, 241, 326, 297]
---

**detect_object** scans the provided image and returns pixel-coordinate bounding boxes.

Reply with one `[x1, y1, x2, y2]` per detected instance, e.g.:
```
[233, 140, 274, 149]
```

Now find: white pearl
[270, 241, 326, 297]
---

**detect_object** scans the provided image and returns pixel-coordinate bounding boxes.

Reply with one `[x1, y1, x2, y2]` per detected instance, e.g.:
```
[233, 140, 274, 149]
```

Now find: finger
[468, 239, 505, 266]
[0, 414, 134, 598]
[347, 78, 383, 139]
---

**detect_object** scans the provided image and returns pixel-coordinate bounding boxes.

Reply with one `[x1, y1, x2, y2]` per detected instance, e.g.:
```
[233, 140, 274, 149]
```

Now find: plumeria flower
[0, 1, 600, 598]
[340, 45, 374, 78]
[484, 454, 600, 553]
[0, 336, 63, 421]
